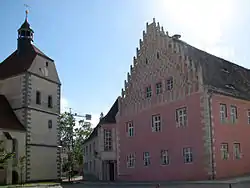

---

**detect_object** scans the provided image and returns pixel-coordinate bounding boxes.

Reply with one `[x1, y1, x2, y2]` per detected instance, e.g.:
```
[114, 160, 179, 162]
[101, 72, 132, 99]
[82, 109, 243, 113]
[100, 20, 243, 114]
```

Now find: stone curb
[79, 180, 250, 186]
[4, 183, 61, 188]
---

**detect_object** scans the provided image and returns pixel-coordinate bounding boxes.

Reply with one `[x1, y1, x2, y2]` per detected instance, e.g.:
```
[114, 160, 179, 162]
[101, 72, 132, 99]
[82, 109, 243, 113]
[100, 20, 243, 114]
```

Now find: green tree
[74, 121, 92, 167]
[17, 156, 26, 184]
[58, 112, 93, 181]
[59, 112, 75, 181]
[0, 140, 14, 169]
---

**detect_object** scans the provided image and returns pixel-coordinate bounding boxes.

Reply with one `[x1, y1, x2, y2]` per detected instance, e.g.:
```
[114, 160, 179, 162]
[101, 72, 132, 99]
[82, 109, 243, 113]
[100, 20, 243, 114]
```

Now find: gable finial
[24, 4, 30, 21]
[25, 10, 28, 21]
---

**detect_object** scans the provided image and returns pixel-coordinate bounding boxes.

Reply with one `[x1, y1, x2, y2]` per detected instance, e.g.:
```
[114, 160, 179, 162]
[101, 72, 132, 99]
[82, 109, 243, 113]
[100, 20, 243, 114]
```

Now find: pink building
[116, 18, 250, 181]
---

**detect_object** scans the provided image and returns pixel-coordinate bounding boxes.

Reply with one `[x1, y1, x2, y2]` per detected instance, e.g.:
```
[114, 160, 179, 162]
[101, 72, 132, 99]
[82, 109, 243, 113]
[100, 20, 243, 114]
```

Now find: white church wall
[29, 110, 58, 145]
[29, 146, 58, 180]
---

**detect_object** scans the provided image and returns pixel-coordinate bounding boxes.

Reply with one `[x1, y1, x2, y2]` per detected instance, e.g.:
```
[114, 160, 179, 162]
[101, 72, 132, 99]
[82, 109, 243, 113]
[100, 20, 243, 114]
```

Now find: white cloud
[90, 113, 100, 127]
[60, 96, 106, 128]
[154, 0, 236, 60]
[162, 0, 233, 45]
[60, 96, 69, 113]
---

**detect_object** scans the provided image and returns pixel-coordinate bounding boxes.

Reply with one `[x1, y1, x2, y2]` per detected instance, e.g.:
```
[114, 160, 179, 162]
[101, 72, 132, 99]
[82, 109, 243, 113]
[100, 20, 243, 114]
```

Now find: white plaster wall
[27, 53, 60, 181]
[83, 136, 100, 177]
[29, 146, 57, 180]
[30, 75, 59, 114]
[83, 136, 98, 163]
[0, 80, 3, 93]
[29, 110, 58, 145]
[0, 75, 24, 109]
[28, 55, 60, 84]
[0, 130, 26, 183]
[10, 131, 26, 180]
[13, 109, 25, 125]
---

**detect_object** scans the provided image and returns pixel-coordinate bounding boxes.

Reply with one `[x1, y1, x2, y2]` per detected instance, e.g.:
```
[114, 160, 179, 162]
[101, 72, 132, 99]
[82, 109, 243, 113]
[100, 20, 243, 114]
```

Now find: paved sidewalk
[62, 176, 83, 182]
[61, 175, 250, 188]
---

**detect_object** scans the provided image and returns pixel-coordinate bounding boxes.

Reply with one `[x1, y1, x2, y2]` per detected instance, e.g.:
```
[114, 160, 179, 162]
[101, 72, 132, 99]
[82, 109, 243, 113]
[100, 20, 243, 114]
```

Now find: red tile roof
[0, 95, 25, 131]
[0, 44, 53, 80]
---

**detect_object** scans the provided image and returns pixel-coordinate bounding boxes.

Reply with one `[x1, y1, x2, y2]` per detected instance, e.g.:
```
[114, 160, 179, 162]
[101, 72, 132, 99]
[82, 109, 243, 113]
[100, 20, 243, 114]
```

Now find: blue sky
[1, 0, 250, 126]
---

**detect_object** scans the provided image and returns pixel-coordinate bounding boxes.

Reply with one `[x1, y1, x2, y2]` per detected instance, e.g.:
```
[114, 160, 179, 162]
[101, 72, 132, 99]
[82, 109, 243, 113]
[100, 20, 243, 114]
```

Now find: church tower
[0, 10, 61, 182]
[17, 10, 34, 54]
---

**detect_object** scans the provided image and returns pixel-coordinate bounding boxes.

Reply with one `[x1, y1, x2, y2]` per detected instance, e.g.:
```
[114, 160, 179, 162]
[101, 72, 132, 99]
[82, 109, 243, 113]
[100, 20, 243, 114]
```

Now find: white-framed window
[93, 160, 96, 172]
[183, 147, 193, 164]
[127, 153, 136, 168]
[233, 143, 241, 159]
[93, 142, 95, 153]
[156, 82, 162, 94]
[146, 86, 152, 98]
[220, 104, 227, 123]
[86, 146, 88, 155]
[161, 150, 169, 165]
[152, 114, 161, 132]
[89, 161, 92, 172]
[230, 105, 237, 124]
[104, 129, 112, 151]
[176, 107, 187, 127]
[143, 152, 150, 166]
[126, 121, 134, 137]
[221, 143, 229, 160]
[247, 110, 250, 124]
[84, 162, 88, 170]
[166, 77, 173, 90]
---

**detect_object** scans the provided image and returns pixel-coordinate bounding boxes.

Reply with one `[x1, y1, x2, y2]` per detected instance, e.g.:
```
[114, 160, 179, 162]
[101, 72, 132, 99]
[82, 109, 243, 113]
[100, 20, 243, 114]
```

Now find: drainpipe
[208, 90, 215, 180]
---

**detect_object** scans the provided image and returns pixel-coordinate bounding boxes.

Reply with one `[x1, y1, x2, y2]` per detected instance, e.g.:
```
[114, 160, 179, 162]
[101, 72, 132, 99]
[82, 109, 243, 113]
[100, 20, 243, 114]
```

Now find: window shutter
[175, 110, 179, 122]
[235, 107, 238, 118]
[225, 105, 227, 117]
[126, 155, 129, 166]
[125, 123, 128, 133]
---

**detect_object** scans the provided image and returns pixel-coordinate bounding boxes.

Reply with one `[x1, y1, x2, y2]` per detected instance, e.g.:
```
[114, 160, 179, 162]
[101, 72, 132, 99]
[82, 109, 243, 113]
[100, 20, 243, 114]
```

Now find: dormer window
[157, 52, 160, 59]
[166, 77, 174, 90]
[146, 86, 152, 98]
[221, 68, 229, 73]
[225, 84, 235, 90]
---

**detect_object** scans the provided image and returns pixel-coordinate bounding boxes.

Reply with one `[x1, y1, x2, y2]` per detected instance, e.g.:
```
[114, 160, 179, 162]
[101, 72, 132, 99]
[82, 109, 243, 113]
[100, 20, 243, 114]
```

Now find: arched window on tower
[26, 31, 30, 37]
[48, 95, 53, 108]
[48, 120, 52, 129]
[36, 91, 41, 105]
[21, 30, 25, 37]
